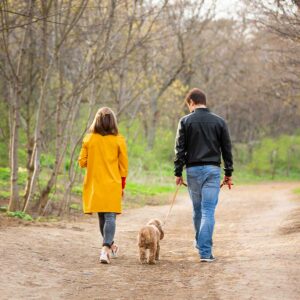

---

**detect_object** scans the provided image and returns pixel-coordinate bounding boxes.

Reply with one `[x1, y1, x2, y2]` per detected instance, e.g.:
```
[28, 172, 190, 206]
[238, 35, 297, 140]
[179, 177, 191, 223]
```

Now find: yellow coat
[78, 133, 128, 213]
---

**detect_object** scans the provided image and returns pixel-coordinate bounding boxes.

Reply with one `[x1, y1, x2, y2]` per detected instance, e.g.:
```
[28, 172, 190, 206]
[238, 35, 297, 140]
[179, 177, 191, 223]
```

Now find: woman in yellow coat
[78, 107, 128, 264]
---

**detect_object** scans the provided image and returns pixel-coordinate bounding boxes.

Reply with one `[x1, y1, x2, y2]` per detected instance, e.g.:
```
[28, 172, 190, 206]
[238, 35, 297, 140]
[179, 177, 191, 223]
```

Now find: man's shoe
[100, 249, 110, 264]
[200, 255, 216, 262]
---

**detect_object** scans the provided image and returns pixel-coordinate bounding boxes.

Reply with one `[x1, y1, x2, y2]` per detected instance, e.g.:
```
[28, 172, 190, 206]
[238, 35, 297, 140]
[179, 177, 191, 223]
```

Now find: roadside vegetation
[0, 132, 299, 221]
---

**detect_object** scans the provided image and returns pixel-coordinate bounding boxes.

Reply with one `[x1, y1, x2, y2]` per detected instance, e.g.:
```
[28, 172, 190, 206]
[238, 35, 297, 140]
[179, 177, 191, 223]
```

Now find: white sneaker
[100, 250, 110, 264]
[111, 244, 119, 259]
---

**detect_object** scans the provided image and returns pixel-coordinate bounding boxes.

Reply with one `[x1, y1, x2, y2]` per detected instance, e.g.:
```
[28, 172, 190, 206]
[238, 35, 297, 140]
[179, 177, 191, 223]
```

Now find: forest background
[0, 0, 299, 218]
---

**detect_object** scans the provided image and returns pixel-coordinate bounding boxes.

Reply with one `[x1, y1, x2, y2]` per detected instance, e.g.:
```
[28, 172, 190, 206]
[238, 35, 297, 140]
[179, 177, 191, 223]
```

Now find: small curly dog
[137, 219, 164, 264]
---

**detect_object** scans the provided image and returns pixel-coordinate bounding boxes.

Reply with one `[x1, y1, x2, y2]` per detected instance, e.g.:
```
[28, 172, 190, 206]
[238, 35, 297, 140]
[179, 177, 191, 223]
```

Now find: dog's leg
[155, 242, 160, 261]
[139, 247, 147, 264]
[148, 243, 157, 265]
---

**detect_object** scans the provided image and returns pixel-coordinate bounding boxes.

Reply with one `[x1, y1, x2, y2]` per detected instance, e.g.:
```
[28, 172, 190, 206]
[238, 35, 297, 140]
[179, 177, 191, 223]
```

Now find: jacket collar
[194, 107, 209, 112]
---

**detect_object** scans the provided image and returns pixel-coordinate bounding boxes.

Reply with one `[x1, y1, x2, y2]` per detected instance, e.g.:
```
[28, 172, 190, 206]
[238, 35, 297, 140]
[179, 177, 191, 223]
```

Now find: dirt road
[1, 182, 299, 300]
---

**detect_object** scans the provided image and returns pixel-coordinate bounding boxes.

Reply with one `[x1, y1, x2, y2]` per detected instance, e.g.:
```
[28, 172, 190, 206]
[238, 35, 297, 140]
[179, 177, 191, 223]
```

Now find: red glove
[121, 177, 126, 189]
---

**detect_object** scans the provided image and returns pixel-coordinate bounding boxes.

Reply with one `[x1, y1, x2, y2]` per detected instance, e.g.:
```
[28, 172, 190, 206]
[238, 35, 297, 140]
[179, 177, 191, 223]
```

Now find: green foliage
[36, 216, 59, 222]
[0, 205, 7, 212]
[65, 159, 71, 171]
[0, 167, 27, 187]
[125, 129, 300, 184]
[126, 182, 174, 196]
[40, 153, 55, 169]
[120, 121, 175, 179]
[0, 141, 8, 167]
[71, 186, 82, 196]
[293, 188, 300, 195]
[246, 135, 300, 178]
[1, 117, 300, 214]
[0, 100, 9, 167]
[0, 191, 10, 198]
[69, 203, 81, 210]
[0, 167, 10, 182]
[17, 147, 27, 167]
[7, 211, 33, 221]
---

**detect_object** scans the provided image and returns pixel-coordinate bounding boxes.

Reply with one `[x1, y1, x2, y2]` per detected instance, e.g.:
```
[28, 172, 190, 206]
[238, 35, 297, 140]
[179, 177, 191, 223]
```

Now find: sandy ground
[0, 182, 299, 300]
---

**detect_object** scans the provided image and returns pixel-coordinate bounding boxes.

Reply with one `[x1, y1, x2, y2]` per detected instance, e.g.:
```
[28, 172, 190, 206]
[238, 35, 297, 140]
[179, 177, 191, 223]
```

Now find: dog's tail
[138, 228, 152, 246]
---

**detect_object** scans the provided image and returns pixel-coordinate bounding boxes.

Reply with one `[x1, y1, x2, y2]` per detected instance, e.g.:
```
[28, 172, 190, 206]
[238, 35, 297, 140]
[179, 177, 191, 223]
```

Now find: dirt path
[1, 182, 299, 300]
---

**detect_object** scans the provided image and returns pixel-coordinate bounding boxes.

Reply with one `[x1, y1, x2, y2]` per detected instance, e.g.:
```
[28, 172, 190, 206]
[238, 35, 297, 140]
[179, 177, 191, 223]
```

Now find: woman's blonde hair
[89, 107, 119, 136]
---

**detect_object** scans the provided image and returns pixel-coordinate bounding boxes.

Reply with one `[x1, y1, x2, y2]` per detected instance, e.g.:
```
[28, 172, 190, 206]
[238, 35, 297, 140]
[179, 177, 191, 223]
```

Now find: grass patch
[36, 216, 60, 222]
[0, 190, 10, 198]
[293, 188, 300, 196]
[234, 168, 300, 185]
[7, 210, 33, 221]
[71, 186, 82, 196]
[0, 205, 7, 212]
[124, 194, 172, 209]
[69, 203, 81, 210]
[0, 167, 27, 188]
[126, 182, 174, 196]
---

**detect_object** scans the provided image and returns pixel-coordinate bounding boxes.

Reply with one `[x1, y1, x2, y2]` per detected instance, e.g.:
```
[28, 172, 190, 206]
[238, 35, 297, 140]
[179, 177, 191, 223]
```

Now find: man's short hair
[185, 88, 206, 105]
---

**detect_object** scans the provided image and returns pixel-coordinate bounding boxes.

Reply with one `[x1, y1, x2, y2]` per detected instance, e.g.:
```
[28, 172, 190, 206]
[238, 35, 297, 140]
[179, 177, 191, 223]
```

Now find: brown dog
[137, 219, 164, 264]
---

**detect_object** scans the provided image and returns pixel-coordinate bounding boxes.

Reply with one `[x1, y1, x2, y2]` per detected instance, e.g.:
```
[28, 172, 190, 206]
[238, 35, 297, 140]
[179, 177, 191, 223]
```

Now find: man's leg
[198, 167, 220, 259]
[187, 168, 203, 249]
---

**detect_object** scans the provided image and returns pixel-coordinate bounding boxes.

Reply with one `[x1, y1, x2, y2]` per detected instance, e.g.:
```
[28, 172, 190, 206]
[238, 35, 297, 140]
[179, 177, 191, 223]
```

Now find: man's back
[174, 107, 233, 177]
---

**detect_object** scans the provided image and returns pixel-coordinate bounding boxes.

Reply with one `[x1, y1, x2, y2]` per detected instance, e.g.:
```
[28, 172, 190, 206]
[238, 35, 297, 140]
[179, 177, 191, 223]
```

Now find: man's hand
[175, 176, 184, 185]
[221, 176, 234, 189]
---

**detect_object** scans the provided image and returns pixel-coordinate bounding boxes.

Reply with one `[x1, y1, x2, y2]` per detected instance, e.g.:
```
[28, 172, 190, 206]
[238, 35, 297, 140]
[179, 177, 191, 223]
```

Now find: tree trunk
[147, 95, 159, 150]
[23, 2, 49, 212]
[38, 40, 64, 214]
[8, 86, 20, 211]
[7, 0, 35, 211]
[23, 6, 36, 208]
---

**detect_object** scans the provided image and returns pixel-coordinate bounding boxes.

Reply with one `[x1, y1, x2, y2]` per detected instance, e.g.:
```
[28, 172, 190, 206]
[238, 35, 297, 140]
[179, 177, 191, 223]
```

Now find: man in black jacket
[174, 88, 233, 262]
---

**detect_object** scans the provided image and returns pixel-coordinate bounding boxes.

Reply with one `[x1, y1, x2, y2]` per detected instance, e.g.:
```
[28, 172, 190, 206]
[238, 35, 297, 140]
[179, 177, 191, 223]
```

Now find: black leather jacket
[174, 108, 233, 177]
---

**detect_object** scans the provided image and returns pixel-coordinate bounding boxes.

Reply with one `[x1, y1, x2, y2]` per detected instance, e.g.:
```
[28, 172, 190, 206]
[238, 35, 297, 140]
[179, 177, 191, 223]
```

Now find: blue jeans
[98, 213, 116, 248]
[186, 165, 220, 258]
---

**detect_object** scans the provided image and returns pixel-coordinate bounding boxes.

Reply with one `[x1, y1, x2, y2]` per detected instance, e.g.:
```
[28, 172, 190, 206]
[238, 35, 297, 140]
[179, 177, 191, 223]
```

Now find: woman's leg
[102, 213, 116, 248]
[98, 213, 105, 237]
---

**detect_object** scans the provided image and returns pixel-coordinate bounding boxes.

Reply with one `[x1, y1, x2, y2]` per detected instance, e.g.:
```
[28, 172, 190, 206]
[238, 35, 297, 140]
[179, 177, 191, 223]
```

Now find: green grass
[293, 188, 300, 195]
[0, 190, 10, 198]
[126, 182, 174, 196]
[0, 205, 7, 212]
[6, 210, 33, 221]
[71, 186, 82, 196]
[234, 168, 300, 185]
[0, 167, 28, 200]
[69, 203, 81, 210]
[0, 167, 27, 186]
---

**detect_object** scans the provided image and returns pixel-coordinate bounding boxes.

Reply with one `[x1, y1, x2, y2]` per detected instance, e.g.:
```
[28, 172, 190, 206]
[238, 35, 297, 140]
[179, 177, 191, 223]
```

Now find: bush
[0, 167, 27, 187]
[7, 211, 33, 221]
[247, 135, 300, 178]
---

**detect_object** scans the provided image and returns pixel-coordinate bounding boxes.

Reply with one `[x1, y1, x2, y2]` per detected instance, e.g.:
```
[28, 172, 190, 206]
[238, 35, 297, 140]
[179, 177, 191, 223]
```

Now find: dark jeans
[98, 212, 116, 248]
